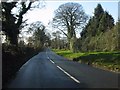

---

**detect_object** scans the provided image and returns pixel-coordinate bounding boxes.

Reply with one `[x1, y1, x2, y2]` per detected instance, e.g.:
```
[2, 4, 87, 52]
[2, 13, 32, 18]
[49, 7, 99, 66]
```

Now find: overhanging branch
[56, 27, 68, 38]
[16, 2, 32, 28]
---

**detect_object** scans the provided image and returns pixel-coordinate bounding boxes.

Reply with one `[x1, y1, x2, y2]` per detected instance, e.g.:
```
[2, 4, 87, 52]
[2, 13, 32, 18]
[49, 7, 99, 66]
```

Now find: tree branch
[57, 27, 68, 38]
[16, 2, 32, 28]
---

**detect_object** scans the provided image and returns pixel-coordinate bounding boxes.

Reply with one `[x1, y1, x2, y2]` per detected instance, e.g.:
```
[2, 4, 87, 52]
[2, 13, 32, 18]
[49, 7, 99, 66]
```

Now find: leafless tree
[52, 2, 88, 52]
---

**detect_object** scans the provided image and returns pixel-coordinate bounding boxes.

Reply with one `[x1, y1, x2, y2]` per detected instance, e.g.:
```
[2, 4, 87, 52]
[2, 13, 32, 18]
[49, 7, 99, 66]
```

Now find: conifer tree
[80, 4, 116, 52]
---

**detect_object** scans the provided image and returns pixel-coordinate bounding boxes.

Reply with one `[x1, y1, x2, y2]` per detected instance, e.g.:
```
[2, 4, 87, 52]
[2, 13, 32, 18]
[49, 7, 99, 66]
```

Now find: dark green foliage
[98, 11, 114, 32]
[94, 4, 104, 20]
[2, 43, 40, 88]
[80, 4, 118, 52]
[118, 20, 120, 49]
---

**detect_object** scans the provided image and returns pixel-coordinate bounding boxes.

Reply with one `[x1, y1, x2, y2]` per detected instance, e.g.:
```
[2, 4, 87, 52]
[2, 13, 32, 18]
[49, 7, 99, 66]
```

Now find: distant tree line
[27, 21, 50, 50]
[50, 31, 69, 49]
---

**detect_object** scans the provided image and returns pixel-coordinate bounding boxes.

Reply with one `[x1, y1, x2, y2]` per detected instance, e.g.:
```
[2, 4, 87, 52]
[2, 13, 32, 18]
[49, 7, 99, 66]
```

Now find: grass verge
[53, 49, 120, 73]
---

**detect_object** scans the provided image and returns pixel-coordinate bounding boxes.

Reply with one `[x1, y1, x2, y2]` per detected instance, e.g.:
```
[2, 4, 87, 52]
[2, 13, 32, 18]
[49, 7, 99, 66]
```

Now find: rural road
[8, 48, 119, 88]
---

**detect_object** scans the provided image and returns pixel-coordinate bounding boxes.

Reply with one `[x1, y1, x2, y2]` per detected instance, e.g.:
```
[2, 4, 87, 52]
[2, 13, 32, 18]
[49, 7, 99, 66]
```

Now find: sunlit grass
[52, 49, 86, 59]
[52, 49, 120, 72]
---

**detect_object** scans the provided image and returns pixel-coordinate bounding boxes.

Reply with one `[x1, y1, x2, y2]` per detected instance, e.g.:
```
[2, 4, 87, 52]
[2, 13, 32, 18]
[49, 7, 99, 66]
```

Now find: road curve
[7, 48, 119, 88]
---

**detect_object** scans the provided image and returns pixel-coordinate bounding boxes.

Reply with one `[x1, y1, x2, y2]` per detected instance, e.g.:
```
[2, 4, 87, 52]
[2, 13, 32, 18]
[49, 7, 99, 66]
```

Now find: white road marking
[47, 56, 50, 60]
[47, 56, 55, 64]
[46, 51, 55, 64]
[50, 60, 55, 64]
[46, 51, 50, 60]
[57, 65, 80, 84]
[46, 50, 80, 83]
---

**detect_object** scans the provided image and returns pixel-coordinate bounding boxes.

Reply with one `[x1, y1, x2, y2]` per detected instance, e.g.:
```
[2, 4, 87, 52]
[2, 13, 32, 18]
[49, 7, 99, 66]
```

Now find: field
[53, 49, 120, 72]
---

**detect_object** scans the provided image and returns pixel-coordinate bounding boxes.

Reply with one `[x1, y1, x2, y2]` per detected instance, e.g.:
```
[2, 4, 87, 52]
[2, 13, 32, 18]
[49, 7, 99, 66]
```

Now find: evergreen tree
[98, 11, 114, 32]
[93, 4, 104, 34]
[94, 4, 104, 20]
[81, 4, 104, 38]
[80, 4, 117, 52]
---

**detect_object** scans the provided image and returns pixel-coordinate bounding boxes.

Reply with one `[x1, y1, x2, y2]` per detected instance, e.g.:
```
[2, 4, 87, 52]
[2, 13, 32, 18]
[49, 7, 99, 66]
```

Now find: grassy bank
[53, 49, 120, 72]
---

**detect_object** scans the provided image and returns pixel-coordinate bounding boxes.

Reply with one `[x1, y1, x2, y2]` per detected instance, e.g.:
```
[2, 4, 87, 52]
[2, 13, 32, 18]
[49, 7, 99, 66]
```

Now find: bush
[2, 44, 40, 88]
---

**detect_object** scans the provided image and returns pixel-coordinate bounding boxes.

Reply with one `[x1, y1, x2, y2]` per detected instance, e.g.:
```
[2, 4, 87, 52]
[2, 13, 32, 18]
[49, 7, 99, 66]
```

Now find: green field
[53, 49, 120, 72]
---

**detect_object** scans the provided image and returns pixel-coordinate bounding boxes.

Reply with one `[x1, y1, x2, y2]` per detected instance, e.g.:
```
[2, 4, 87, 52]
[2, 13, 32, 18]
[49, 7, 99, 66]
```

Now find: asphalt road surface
[8, 48, 119, 88]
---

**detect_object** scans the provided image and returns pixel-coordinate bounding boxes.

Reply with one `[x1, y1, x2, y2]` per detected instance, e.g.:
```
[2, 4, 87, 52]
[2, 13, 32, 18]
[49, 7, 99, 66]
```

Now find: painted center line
[57, 65, 80, 84]
[50, 59, 55, 64]
[47, 55, 55, 64]
[47, 56, 50, 60]
[46, 51, 80, 84]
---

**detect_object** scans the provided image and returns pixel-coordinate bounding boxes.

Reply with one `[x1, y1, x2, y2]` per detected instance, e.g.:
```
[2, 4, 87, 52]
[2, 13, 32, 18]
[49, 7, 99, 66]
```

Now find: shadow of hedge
[73, 52, 120, 71]
[2, 44, 42, 88]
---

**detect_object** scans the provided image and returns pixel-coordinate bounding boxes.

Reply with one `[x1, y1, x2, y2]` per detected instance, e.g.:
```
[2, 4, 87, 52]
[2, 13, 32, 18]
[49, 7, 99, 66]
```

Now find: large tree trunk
[6, 33, 18, 46]
[68, 26, 78, 53]
[2, 2, 33, 46]
[10, 35, 18, 46]
[69, 37, 77, 53]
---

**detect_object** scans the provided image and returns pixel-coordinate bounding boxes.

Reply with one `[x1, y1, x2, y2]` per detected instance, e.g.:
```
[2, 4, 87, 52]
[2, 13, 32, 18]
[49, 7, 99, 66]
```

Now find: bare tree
[52, 2, 88, 52]
[28, 21, 47, 49]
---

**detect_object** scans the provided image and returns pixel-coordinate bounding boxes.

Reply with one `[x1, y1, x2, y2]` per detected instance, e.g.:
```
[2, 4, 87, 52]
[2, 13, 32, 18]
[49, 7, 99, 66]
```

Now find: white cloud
[23, 7, 54, 26]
